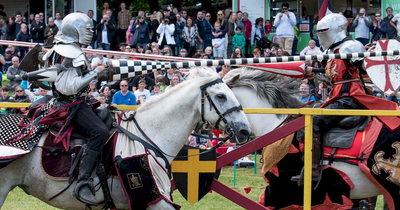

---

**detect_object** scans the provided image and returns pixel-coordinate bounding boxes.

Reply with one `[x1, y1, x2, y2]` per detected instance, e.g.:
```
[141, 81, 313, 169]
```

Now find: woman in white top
[156, 16, 176, 53]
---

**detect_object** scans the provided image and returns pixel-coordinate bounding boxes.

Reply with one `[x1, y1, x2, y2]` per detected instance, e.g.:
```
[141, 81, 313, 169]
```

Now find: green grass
[1, 155, 385, 209]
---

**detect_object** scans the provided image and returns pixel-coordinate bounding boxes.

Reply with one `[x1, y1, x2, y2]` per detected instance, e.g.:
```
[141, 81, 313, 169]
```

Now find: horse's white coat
[228, 76, 381, 200]
[0, 68, 252, 209]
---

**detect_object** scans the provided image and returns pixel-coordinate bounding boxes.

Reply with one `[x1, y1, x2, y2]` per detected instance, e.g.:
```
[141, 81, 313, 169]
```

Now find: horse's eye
[216, 94, 226, 100]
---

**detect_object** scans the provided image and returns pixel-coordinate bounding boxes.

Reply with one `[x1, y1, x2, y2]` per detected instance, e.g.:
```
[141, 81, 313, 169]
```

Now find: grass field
[1, 154, 385, 209]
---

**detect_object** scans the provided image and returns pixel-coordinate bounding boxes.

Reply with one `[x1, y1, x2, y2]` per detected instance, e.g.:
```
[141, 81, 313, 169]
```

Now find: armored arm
[55, 66, 101, 95]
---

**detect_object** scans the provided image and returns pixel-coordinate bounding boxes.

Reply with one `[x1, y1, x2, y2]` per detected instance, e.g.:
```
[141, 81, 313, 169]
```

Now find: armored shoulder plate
[43, 43, 90, 70]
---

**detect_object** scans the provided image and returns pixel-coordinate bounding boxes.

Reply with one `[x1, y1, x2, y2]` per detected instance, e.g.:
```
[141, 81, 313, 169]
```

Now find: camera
[282, 10, 287, 13]
[358, 13, 363, 16]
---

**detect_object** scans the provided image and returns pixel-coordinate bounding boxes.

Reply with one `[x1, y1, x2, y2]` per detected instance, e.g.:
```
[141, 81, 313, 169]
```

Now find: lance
[8, 40, 400, 80]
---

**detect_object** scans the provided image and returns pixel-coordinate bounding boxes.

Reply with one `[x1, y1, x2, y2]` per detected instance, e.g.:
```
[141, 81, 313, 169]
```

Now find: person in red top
[241, 12, 252, 57]
[292, 13, 400, 183]
[207, 130, 233, 154]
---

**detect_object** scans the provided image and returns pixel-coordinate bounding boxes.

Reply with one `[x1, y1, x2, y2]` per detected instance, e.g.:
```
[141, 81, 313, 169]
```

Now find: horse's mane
[138, 67, 219, 112]
[226, 68, 301, 109]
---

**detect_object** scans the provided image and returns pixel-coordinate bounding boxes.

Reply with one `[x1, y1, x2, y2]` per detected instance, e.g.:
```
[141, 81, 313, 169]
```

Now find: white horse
[0, 68, 252, 210]
[224, 68, 382, 207]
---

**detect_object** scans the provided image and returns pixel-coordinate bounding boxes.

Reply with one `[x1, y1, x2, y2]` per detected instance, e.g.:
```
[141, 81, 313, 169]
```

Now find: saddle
[324, 116, 370, 149]
[49, 105, 115, 148]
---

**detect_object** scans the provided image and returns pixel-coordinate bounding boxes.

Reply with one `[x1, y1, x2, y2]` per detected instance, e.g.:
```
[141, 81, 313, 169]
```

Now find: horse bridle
[116, 78, 244, 162]
[200, 78, 243, 135]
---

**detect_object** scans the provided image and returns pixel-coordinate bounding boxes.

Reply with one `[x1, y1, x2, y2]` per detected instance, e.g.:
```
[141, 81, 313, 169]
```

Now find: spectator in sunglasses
[263, 48, 274, 57]
[13, 85, 30, 101]
[112, 80, 136, 105]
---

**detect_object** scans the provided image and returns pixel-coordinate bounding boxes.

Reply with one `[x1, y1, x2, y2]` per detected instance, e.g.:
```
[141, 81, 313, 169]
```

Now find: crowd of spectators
[0, 1, 399, 110]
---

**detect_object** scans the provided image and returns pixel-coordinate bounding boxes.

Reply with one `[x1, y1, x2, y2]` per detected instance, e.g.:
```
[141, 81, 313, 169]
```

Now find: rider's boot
[291, 134, 322, 184]
[73, 146, 99, 206]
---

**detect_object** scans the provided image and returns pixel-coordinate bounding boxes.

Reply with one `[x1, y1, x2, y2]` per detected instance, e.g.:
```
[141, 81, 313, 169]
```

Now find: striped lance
[21, 49, 400, 82]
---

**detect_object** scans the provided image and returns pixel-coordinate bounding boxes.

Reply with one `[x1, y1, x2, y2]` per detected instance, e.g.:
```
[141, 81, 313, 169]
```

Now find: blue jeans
[98, 43, 111, 50]
[356, 38, 369, 47]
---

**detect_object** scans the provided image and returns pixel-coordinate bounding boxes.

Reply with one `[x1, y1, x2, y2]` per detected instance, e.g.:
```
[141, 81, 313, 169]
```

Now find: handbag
[180, 34, 184, 41]
[255, 34, 271, 48]
[130, 30, 139, 48]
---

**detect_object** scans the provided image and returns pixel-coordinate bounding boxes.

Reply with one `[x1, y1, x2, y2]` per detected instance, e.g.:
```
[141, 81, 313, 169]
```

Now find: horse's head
[186, 68, 252, 144]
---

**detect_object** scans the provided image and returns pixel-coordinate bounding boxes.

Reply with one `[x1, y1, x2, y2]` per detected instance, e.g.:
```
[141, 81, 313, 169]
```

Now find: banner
[382, 0, 400, 16]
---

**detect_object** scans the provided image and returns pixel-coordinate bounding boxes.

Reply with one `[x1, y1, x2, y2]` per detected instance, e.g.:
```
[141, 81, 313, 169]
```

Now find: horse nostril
[240, 129, 249, 137]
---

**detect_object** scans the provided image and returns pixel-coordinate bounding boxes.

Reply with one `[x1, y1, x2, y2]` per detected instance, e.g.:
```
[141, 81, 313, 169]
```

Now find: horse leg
[147, 199, 176, 210]
[0, 177, 16, 208]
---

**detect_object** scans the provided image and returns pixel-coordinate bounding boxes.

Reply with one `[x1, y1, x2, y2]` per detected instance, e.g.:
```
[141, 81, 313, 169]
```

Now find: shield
[19, 44, 43, 73]
[364, 40, 400, 95]
[171, 145, 220, 204]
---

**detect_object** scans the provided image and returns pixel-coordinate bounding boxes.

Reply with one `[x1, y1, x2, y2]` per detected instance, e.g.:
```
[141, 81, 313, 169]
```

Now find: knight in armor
[42, 13, 109, 206]
[292, 14, 400, 182]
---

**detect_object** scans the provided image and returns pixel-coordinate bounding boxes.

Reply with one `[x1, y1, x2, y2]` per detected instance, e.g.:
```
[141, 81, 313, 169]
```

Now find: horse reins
[118, 78, 244, 161]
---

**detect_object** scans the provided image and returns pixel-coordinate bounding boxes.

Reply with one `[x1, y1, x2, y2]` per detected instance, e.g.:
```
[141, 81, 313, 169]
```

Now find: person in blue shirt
[298, 83, 316, 103]
[112, 80, 136, 105]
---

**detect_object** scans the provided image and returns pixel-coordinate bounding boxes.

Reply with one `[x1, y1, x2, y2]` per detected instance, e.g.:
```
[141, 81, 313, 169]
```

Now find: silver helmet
[55, 13, 93, 46]
[317, 14, 348, 51]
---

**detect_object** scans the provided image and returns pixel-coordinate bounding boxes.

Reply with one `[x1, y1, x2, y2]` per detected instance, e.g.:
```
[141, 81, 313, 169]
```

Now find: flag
[319, 0, 332, 20]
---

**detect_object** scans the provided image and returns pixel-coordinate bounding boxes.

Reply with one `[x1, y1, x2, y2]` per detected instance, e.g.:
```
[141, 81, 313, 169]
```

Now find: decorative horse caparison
[0, 68, 252, 210]
[225, 68, 400, 209]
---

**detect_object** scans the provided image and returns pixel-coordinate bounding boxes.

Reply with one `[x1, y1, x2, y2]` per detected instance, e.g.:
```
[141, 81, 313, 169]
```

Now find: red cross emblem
[364, 40, 400, 95]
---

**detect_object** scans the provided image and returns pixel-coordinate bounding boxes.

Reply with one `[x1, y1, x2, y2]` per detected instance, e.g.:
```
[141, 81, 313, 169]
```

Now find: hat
[119, 42, 127, 47]
[163, 5, 169, 11]
[5, 48, 11, 52]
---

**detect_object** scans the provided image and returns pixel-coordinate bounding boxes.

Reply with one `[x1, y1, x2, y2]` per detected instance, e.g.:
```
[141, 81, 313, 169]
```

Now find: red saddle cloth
[41, 133, 116, 179]
[323, 121, 373, 164]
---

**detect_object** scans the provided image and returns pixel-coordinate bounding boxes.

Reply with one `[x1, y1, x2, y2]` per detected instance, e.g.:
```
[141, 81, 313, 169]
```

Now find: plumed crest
[225, 68, 301, 109]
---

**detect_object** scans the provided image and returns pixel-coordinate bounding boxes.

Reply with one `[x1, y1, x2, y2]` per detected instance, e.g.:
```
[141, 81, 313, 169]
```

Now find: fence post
[304, 114, 313, 210]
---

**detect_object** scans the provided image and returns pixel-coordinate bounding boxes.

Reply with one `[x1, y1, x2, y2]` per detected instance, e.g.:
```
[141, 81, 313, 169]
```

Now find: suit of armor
[44, 13, 108, 206]
[292, 14, 400, 183]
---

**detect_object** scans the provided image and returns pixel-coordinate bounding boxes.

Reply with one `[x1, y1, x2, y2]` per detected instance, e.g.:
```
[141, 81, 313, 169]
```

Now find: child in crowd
[232, 27, 246, 55]
[134, 80, 151, 105]
[0, 86, 10, 102]
[155, 75, 168, 92]
[97, 93, 106, 105]
[178, 49, 188, 57]
[212, 22, 225, 60]
[151, 85, 162, 96]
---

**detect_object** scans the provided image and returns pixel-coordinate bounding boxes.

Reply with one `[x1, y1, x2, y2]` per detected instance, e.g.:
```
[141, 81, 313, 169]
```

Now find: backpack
[294, 26, 300, 39]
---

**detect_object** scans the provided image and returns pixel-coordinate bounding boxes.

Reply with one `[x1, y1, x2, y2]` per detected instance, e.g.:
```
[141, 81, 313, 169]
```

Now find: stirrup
[290, 167, 322, 188]
[73, 180, 98, 206]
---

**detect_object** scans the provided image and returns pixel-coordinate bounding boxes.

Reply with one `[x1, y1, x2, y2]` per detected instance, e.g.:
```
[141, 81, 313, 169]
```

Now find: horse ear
[197, 68, 210, 78]
[224, 73, 240, 86]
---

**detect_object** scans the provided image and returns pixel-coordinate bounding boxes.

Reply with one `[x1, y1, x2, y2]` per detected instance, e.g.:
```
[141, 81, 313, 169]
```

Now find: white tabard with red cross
[364, 39, 400, 95]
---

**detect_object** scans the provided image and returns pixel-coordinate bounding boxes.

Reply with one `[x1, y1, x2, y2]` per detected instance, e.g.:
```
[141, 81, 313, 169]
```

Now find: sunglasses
[218, 14, 223, 16]
[376, 15, 381, 17]
[120, 85, 128, 87]
[206, 15, 211, 17]
[126, 47, 131, 49]
[16, 90, 23, 92]
[223, 65, 230, 68]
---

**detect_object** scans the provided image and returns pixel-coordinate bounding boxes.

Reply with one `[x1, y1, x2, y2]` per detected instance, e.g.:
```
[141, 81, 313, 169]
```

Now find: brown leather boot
[291, 134, 322, 184]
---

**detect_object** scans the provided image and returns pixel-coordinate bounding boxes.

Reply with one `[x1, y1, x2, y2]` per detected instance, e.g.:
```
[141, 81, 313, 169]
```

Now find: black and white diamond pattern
[0, 103, 52, 151]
